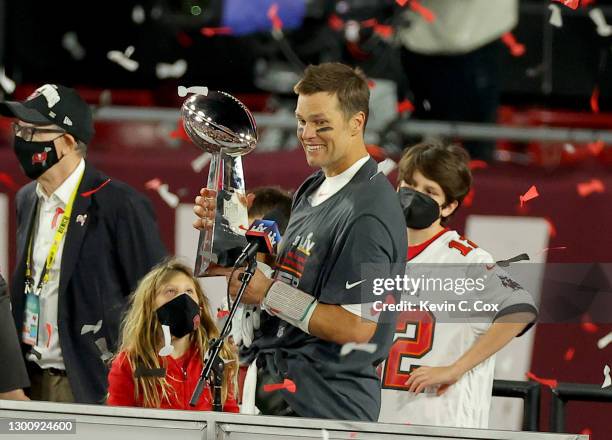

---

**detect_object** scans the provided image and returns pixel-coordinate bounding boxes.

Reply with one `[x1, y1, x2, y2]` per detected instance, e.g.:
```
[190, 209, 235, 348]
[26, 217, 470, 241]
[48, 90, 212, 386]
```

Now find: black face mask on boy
[156, 293, 201, 338]
[397, 187, 442, 230]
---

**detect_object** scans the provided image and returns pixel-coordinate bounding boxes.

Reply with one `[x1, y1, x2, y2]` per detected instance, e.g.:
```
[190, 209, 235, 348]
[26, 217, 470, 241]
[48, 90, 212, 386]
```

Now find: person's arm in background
[0, 274, 30, 401]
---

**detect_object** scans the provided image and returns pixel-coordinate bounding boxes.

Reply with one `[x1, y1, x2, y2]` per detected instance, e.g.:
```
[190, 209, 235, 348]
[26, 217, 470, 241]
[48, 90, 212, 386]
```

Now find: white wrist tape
[262, 281, 317, 334]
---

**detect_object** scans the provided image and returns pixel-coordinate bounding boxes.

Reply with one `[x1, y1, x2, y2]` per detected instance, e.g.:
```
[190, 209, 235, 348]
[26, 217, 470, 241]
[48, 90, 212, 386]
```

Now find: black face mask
[13, 137, 60, 180]
[156, 293, 201, 338]
[398, 187, 441, 230]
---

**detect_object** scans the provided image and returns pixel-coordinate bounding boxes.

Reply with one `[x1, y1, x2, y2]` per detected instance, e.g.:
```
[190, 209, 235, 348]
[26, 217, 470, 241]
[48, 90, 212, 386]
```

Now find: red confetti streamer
[145, 178, 162, 191]
[539, 246, 568, 255]
[577, 178, 605, 197]
[553, 0, 580, 9]
[520, 185, 539, 207]
[463, 188, 475, 207]
[526, 371, 558, 389]
[469, 160, 488, 170]
[51, 207, 64, 229]
[581, 321, 599, 333]
[590, 86, 600, 113]
[263, 378, 296, 393]
[580, 428, 592, 435]
[328, 14, 344, 31]
[397, 99, 415, 113]
[267, 4, 283, 31]
[217, 309, 230, 319]
[563, 347, 575, 361]
[587, 140, 605, 156]
[200, 27, 233, 37]
[45, 323, 53, 348]
[501, 33, 526, 57]
[361, 18, 378, 28]
[81, 179, 111, 197]
[367, 79, 376, 89]
[0, 172, 19, 190]
[170, 119, 191, 141]
[395, 0, 409, 6]
[409, 0, 436, 23]
[374, 24, 394, 38]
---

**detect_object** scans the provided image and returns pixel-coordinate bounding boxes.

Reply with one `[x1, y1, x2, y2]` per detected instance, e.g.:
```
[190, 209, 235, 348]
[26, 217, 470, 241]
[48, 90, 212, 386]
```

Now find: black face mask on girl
[397, 187, 442, 230]
[156, 293, 201, 339]
[13, 137, 61, 180]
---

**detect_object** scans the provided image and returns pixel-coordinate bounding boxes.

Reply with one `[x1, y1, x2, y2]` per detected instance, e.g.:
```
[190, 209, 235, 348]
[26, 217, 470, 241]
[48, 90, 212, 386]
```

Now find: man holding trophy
[190, 63, 407, 421]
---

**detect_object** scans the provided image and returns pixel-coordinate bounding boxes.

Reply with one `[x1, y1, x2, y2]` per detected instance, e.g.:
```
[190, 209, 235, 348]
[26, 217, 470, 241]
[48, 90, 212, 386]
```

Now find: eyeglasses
[12, 122, 66, 142]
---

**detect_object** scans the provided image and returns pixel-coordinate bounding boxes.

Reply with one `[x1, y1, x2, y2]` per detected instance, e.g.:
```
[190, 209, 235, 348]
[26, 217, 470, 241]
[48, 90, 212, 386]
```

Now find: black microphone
[233, 210, 283, 267]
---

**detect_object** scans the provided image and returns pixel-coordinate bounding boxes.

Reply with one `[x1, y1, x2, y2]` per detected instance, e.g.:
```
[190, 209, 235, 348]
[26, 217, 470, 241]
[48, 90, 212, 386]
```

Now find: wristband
[262, 281, 317, 334]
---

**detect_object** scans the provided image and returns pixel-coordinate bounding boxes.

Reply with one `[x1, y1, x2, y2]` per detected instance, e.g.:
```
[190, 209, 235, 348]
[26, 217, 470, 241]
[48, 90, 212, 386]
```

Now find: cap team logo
[31, 147, 52, 165]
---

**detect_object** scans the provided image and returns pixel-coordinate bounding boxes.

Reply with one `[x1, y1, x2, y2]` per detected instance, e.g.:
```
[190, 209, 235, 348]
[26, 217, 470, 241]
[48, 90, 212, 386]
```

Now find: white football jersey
[379, 230, 535, 428]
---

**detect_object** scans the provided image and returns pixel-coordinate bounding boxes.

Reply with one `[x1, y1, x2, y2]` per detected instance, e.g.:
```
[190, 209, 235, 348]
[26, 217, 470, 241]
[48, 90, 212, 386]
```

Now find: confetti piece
[156, 59, 187, 79]
[526, 371, 558, 389]
[45, 323, 53, 349]
[553, 0, 579, 9]
[0, 67, 16, 94]
[217, 309, 230, 319]
[377, 158, 397, 176]
[61, 32, 86, 60]
[374, 24, 394, 39]
[577, 179, 605, 197]
[81, 319, 103, 335]
[581, 314, 599, 333]
[395, 0, 409, 6]
[146, 180, 180, 208]
[321, 429, 329, 440]
[328, 14, 344, 31]
[267, 4, 283, 31]
[520, 185, 539, 207]
[132, 5, 145, 24]
[361, 18, 378, 28]
[51, 207, 64, 229]
[501, 33, 526, 57]
[0, 172, 18, 190]
[340, 342, 378, 356]
[345, 20, 361, 43]
[537, 246, 567, 257]
[602, 365, 611, 388]
[463, 188, 475, 208]
[107, 47, 139, 72]
[200, 27, 233, 37]
[580, 428, 592, 436]
[409, 0, 436, 23]
[590, 86, 600, 113]
[94, 337, 113, 362]
[170, 119, 191, 141]
[367, 79, 376, 89]
[589, 8, 612, 37]
[178, 85, 208, 97]
[597, 332, 612, 349]
[263, 378, 297, 393]
[548, 4, 563, 27]
[563, 347, 575, 361]
[81, 178, 111, 197]
[145, 178, 162, 190]
[587, 140, 605, 156]
[192, 152, 212, 173]
[469, 160, 488, 170]
[159, 325, 174, 357]
[397, 99, 415, 113]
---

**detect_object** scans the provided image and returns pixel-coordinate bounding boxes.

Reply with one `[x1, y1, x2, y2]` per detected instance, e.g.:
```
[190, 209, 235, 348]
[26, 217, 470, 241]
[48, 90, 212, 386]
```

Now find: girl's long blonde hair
[115, 258, 237, 408]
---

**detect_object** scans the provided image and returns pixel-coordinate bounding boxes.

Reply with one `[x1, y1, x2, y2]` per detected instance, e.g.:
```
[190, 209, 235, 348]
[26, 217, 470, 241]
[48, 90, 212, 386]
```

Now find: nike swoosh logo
[346, 279, 366, 290]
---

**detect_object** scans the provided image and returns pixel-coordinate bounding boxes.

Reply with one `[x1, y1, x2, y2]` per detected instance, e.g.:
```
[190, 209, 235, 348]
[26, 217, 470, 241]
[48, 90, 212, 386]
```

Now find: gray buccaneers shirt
[243, 158, 407, 421]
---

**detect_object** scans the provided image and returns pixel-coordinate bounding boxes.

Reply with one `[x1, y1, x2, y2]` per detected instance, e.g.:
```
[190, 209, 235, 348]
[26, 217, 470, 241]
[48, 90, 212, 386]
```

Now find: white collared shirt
[26, 159, 85, 369]
[308, 155, 370, 207]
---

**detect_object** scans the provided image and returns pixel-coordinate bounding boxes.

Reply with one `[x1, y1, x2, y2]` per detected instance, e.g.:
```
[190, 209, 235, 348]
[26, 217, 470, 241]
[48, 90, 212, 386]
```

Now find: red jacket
[107, 345, 239, 412]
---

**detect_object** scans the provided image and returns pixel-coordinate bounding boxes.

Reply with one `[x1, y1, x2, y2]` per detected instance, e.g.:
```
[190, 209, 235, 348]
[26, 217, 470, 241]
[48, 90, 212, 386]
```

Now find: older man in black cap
[0, 84, 167, 403]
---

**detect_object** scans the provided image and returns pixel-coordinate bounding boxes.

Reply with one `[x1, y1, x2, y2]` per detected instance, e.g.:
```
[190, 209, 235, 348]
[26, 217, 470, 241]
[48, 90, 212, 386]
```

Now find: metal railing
[550, 382, 612, 433]
[493, 380, 541, 431]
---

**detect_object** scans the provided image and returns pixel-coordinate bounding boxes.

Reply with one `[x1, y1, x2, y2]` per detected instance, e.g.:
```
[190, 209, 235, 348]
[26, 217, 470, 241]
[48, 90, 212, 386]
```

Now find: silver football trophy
[181, 90, 257, 276]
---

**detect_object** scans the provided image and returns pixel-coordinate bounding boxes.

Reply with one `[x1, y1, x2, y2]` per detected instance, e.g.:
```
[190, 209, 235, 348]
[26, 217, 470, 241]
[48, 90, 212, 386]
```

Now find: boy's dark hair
[398, 141, 472, 226]
[249, 186, 292, 234]
[293, 62, 370, 130]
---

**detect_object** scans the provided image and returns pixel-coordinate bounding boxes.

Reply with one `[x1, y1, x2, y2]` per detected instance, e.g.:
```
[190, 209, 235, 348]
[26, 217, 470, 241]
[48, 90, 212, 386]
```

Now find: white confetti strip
[159, 325, 174, 357]
[321, 429, 329, 440]
[590, 8, 612, 37]
[107, 46, 139, 72]
[178, 85, 209, 97]
[0, 67, 16, 94]
[156, 59, 188, 79]
[132, 5, 145, 24]
[81, 319, 103, 335]
[62, 32, 86, 60]
[95, 338, 113, 362]
[602, 365, 611, 389]
[191, 152, 212, 172]
[158, 184, 180, 208]
[548, 4, 563, 28]
[597, 332, 612, 349]
[340, 342, 378, 356]
[377, 158, 397, 176]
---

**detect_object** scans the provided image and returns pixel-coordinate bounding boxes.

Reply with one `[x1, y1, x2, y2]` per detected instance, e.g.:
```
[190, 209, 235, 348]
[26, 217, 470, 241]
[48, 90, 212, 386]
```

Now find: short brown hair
[249, 186, 292, 234]
[293, 62, 370, 129]
[398, 141, 472, 225]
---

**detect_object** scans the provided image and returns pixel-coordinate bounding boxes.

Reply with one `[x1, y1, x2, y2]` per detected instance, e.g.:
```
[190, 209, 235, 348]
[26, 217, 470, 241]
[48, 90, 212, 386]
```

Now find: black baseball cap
[0, 84, 94, 143]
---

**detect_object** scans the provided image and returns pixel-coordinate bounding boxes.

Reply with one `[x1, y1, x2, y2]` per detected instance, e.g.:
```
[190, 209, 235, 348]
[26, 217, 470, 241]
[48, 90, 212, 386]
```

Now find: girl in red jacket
[107, 259, 239, 411]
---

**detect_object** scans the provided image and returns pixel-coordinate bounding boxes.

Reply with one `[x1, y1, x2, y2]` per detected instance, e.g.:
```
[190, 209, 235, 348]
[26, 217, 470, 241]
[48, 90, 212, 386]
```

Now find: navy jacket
[11, 162, 167, 403]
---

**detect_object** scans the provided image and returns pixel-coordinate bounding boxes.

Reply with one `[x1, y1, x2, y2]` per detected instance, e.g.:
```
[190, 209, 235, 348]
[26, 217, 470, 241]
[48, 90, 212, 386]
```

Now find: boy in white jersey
[378, 142, 537, 428]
